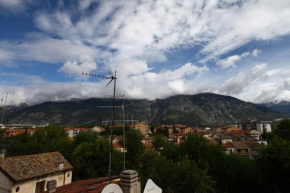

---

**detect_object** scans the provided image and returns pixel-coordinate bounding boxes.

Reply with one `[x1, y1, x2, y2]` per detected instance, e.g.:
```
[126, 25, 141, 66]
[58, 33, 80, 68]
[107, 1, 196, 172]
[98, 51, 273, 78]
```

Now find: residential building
[65, 127, 90, 139]
[135, 122, 150, 136]
[223, 142, 235, 154]
[231, 142, 250, 157]
[239, 120, 272, 133]
[0, 152, 73, 193]
[180, 127, 192, 133]
[51, 170, 142, 193]
[91, 126, 105, 133]
[219, 135, 233, 144]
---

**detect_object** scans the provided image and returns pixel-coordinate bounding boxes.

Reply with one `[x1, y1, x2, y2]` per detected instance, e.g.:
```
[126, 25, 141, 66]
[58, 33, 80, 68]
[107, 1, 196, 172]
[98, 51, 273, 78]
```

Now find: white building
[239, 120, 272, 134]
[0, 152, 73, 193]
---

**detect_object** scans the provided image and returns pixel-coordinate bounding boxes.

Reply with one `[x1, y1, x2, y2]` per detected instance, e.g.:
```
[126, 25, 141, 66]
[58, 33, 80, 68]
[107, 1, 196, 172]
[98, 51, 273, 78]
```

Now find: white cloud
[216, 55, 242, 69]
[30, 0, 290, 65]
[59, 55, 97, 77]
[0, 36, 98, 64]
[252, 49, 261, 56]
[0, 0, 36, 13]
[216, 50, 253, 69]
[218, 63, 268, 95]
[0, 48, 11, 61]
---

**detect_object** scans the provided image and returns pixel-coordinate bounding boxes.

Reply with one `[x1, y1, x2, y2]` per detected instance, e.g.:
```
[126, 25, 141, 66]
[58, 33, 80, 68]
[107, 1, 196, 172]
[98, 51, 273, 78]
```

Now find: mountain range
[1, 93, 288, 127]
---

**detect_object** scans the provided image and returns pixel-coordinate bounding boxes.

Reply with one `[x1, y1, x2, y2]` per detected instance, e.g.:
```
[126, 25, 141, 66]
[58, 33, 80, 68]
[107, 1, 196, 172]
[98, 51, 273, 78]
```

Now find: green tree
[163, 127, 169, 137]
[272, 119, 290, 141]
[138, 150, 215, 193]
[257, 137, 290, 193]
[152, 134, 165, 150]
[73, 138, 123, 180]
[73, 130, 98, 148]
[124, 129, 144, 169]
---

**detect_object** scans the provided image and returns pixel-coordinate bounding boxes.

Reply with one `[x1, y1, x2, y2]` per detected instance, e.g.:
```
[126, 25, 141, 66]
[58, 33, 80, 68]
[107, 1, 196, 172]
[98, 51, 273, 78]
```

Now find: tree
[73, 138, 123, 180]
[152, 134, 165, 150]
[73, 130, 98, 148]
[138, 151, 215, 193]
[257, 137, 290, 192]
[123, 129, 144, 168]
[272, 119, 290, 141]
[163, 127, 169, 137]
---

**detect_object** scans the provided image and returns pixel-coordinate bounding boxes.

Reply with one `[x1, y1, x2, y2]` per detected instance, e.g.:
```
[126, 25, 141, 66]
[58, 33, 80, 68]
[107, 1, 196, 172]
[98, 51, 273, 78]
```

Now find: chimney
[1, 149, 6, 158]
[119, 170, 141, 193]
[57, 162, 64, 169]
[46, 180, 57, 193]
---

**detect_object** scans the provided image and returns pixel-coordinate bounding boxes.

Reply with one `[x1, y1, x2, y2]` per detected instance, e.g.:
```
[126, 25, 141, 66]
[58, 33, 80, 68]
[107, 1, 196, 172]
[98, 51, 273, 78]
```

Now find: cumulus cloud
[59, 55, 97, 77]
[216, 50, 256, 69]
[218, 63, 268, 95]
[31, 0, 290, 64]
[0, 36, 98, 64]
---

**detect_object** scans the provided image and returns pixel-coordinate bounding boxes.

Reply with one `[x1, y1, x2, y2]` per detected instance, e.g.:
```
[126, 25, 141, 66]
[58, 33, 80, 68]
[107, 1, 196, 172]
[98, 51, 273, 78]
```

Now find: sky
[0, 0, 290, 105]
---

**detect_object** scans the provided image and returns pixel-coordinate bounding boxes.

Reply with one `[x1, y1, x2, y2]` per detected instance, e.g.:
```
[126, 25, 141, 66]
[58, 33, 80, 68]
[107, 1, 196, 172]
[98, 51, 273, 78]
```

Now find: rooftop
[49, 176, 120, 193]
[0, 152, 73, 182]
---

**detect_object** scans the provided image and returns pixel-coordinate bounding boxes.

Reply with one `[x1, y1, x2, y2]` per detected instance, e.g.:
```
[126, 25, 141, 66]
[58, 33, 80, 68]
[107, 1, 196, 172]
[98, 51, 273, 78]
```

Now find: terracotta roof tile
[0, 152, 73, 182]
[223, 142, 235, 148]
[52, 176, 120, 193]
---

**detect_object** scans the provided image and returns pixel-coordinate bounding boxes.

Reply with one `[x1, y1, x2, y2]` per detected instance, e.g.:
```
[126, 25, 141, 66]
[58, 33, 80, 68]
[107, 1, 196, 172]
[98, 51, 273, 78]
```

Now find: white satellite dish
[143, 179, 162, 193]
[101, 184, 123, 193]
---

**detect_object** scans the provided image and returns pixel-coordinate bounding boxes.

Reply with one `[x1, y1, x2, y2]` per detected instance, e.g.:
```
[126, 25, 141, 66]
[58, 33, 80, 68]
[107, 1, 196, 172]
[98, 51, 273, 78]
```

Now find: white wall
[10, 170, 72, 193]
[256, 123, 271, 133]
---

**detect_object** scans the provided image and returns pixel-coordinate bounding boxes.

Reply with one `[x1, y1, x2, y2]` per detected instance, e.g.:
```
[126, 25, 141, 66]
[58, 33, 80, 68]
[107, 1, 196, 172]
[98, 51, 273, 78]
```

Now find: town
[1, 117, 289, 193]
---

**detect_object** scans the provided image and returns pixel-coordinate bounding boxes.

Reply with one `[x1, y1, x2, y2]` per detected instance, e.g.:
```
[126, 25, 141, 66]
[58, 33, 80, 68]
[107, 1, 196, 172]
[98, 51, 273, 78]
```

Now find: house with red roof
[0, 152, 73, 193]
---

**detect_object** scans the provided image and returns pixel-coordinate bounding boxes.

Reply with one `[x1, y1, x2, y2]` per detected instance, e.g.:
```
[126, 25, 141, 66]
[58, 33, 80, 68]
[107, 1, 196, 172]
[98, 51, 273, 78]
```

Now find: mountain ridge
[1, 93, 287, 126]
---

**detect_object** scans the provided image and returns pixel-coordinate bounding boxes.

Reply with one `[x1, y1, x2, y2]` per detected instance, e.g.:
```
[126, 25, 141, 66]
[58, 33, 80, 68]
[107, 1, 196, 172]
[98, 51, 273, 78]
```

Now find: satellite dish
[143, 179, 162, 193]
[101, 184, 123, 193]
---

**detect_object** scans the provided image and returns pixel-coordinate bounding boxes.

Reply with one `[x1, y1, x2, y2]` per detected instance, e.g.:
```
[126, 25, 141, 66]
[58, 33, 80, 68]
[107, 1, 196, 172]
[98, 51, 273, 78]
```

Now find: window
[35, 181, 45, 193]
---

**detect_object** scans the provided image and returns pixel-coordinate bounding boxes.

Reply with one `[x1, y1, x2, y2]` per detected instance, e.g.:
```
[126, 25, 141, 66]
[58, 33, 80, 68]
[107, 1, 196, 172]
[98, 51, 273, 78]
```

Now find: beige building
[135, 122, 150, 135]
[0, 152, 73, 193]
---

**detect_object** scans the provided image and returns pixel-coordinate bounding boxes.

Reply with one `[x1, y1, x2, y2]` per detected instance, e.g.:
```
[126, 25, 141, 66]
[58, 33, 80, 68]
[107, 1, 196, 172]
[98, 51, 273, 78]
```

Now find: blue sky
[0, 0, 290, 105]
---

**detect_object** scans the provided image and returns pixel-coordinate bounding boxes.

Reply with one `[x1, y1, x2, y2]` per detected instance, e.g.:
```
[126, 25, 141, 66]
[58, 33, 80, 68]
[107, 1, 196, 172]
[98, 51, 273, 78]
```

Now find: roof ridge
[0, 151, 61, 159]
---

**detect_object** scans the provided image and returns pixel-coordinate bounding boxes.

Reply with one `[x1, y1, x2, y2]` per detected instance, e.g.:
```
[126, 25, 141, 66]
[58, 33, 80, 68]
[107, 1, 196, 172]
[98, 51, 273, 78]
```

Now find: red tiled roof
[65, 127, 90, 131]
[231, 141, 249, 149]
[0, 152, 73, 182]
[113, 143, 122, 148]
[51, 176, 120, 193]
[223, 142, 235, 148]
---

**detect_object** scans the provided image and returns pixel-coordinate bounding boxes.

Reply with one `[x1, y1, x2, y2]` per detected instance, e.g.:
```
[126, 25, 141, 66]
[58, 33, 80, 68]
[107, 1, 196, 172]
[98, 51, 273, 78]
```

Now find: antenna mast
[82, 71, 117, 184]
[120, 90, 126, 170]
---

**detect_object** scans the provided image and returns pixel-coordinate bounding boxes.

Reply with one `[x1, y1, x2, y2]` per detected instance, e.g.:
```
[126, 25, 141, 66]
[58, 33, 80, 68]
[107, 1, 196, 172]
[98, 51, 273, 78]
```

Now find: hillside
[1, 93, 287, 126]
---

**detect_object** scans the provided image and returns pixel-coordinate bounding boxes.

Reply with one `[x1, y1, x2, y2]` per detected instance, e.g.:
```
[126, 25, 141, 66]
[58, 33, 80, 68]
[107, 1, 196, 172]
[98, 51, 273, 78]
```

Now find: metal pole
[122, 92, 126, 170]
[1, 93, 8, 124]
[109, 70, 117, 184]
[131, 114, 133, 128]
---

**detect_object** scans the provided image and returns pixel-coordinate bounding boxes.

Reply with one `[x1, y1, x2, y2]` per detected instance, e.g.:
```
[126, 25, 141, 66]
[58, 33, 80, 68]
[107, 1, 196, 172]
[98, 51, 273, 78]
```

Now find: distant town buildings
[239, 120, 272, 133]
[0, 152, 73, 193]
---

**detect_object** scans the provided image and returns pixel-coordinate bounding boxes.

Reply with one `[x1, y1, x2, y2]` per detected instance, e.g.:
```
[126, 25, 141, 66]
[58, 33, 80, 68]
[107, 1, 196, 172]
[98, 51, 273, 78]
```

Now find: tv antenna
[82, 71, 117, 184]
[120, 90, 126, 170]
[1, 92, 17, 125]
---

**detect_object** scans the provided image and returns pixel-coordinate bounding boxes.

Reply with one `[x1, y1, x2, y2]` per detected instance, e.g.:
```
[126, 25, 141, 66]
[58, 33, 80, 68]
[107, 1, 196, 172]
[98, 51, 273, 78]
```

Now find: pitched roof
[50, 176, 120, 193]
[223, 142, 235, 148]
[0, 152, 73, 182]
[231, 141, 249, 149]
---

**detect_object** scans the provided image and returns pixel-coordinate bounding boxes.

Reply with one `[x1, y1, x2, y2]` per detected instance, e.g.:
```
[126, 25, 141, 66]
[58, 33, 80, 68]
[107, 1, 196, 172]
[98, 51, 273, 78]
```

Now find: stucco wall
[256, 123, 271, 133]
[0, 171, 13, 193]
[10, 170, 72, 193]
